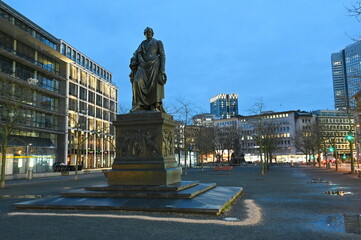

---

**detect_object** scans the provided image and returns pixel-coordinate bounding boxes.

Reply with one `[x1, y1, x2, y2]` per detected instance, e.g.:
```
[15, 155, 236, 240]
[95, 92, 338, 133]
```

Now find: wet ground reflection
[344, 214, 361, 234]
[315, 214, 361, 235]
[307, 178, 332, 184]
[324, 190, 352, 196]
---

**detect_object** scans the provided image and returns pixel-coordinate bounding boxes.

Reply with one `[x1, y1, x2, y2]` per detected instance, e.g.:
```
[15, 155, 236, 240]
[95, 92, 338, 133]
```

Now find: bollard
[26, 169, 33, 180]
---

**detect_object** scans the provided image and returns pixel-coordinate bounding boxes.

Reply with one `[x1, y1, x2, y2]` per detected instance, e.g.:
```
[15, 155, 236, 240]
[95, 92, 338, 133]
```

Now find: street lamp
[346, 132, 355, 173]
[26, 143, 33, 179]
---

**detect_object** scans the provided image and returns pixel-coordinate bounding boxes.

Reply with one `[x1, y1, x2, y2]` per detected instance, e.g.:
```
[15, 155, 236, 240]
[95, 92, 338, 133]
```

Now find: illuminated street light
[346, 132, 355, 173]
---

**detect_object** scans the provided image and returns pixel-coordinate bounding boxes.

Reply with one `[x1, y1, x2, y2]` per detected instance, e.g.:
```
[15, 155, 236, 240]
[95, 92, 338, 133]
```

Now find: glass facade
[0, 7, 58, 50]
[66, 62, 117, 169]
[331, 41, 361, 110]
[60, 40, 112, 82]
[0, 1, 118, 176]
[210, 94, 238, 119]
[0, 1, 67, 176]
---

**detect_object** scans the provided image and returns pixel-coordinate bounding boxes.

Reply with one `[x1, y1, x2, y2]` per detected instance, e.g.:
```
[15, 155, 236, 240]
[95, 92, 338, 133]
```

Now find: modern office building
[222, 111, 306, 162]
[0, 1, 117, 175]
[213, 110, 355, 162]
[210, 94, 238, 119]
[62, 40, 117, 169]
[313, 110, 355, 158]
[331, 41, 361, 110]
[191, 113, 215, 127]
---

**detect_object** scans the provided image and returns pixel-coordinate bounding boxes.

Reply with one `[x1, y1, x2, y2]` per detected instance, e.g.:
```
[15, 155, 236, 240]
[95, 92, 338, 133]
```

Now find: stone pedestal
[107, 111, 182, 186]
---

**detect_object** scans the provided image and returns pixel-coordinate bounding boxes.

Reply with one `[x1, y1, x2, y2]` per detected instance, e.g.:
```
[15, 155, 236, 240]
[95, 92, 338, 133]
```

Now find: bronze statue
[129, 27, 167, 112]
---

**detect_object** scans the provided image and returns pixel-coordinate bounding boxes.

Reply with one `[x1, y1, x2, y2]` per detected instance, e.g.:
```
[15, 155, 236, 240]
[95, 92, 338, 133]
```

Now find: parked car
[52, 162, 83, 172]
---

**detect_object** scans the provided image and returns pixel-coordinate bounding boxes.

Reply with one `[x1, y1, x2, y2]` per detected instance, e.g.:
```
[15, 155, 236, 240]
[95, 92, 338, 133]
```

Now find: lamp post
[26, 143, 32, 179]
[346, 132, 355, 173]
[328, 147, 334, 169]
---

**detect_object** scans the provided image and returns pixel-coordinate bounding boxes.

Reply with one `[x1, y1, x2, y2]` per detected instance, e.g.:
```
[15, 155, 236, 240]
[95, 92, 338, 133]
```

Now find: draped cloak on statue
[129, 37, 166, 111]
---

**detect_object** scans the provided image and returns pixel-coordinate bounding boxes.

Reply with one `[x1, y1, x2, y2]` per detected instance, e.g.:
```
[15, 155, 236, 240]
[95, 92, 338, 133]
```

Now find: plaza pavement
[1, 165, 361, 240]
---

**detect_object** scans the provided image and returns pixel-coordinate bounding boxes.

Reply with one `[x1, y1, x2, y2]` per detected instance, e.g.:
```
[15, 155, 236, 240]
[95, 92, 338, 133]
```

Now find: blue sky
[4, 0, 361, 115]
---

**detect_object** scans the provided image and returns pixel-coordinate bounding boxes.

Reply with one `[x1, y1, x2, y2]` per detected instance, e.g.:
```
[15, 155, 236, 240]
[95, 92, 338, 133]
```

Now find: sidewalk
[299, 162, 361, 179]
[4, 168, 110, 181]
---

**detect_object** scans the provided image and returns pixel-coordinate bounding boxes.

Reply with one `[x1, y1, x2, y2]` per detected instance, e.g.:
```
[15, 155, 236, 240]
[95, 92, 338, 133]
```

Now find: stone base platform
[85, 180, 199, 192]
[14, 181, 243, 215]
[63, 182, 216, 199]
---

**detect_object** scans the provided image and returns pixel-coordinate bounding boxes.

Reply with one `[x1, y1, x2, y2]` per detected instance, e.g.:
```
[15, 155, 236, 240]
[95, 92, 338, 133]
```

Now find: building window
[37, 53, 59, 74]
[69, 83, 78, 96]
[88, 91, 95, 104]
[16, 41, 35, 62]
[79, 101, 87, 114]
[61, 43, 66, 55]
[96, 107, 102, 119]
[0, 31, 14, 52]
[79, 87, 87, 101]
[77, 53, 81, 64]
[69, 99, 77, 111]
[66, 47, 71, 58]
[15, 62, 34, 81]
[88, 105, 95, 117]
[96, 94, 102, 107]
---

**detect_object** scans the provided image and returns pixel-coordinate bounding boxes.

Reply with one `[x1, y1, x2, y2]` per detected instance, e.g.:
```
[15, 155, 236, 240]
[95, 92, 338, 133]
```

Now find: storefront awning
[0, 135, 55, 148]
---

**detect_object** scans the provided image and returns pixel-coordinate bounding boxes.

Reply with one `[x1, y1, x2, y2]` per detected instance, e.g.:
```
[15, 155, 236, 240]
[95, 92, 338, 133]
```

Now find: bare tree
[194, 126, 215, 170]
[213, 124, 239, 165]
[347, 1, 361, 22]
[262, 121, 280, 168]
[310, 122, 325, 168]
[0, 79, 34, 188]
[170, 98, 199, 175]
[248, 99, 267, 175]
[293, 129, 313, 164]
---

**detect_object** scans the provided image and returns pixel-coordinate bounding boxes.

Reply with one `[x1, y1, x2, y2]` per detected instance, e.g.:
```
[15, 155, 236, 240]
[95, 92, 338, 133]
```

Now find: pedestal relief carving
[107, 111, 181, 186]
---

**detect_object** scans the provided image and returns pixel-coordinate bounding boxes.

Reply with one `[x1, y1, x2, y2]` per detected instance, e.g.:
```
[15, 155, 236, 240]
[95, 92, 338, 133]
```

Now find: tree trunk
[0, 143, 7, 189]
[317, 153, 321, 168]
[74, 131, 82, 181]
[177, 149, 181, 166]
[184, 149, 188, 176]
[334, 150, 338, 171]
[260, 146, 264, 175]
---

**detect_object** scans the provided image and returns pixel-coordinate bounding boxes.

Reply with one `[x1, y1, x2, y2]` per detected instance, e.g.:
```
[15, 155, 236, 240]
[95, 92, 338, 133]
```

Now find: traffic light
[329, 147, 334, 152]
[346, 133, 354, 142]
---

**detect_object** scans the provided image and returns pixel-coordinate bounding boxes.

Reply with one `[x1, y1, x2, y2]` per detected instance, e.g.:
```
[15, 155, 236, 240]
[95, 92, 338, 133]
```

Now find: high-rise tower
[331, 41, 361, 110]
[210, 94, 238, 119]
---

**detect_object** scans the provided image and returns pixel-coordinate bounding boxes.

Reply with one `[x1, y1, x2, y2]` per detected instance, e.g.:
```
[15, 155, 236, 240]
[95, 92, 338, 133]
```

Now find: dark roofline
[0, 1, 59, 43]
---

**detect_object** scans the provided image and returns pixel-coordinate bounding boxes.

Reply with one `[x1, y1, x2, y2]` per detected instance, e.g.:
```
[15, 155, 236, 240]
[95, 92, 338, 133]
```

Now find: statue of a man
[129, 27, 167, 112]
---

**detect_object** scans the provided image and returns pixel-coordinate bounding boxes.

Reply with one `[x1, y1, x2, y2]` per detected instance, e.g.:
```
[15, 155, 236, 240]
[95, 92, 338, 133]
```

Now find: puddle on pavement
[223, 217, 239, 222]
[314, 214, 361, 235]
[307, 178, 332, 184]
[324, 190, 352, 196]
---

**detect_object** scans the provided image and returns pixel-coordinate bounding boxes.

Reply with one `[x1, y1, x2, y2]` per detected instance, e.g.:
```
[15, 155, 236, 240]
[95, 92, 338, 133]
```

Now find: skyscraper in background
[210, 94, 238, 119]
[331, 41, 361, 110]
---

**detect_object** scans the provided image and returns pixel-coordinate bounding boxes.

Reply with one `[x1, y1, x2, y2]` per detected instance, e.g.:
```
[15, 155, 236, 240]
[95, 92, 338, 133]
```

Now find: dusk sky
[5, 0, 361, 115]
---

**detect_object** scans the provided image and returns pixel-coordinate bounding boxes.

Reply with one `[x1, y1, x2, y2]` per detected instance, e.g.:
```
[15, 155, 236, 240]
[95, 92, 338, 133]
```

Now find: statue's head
[144, 27, 154, 39]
